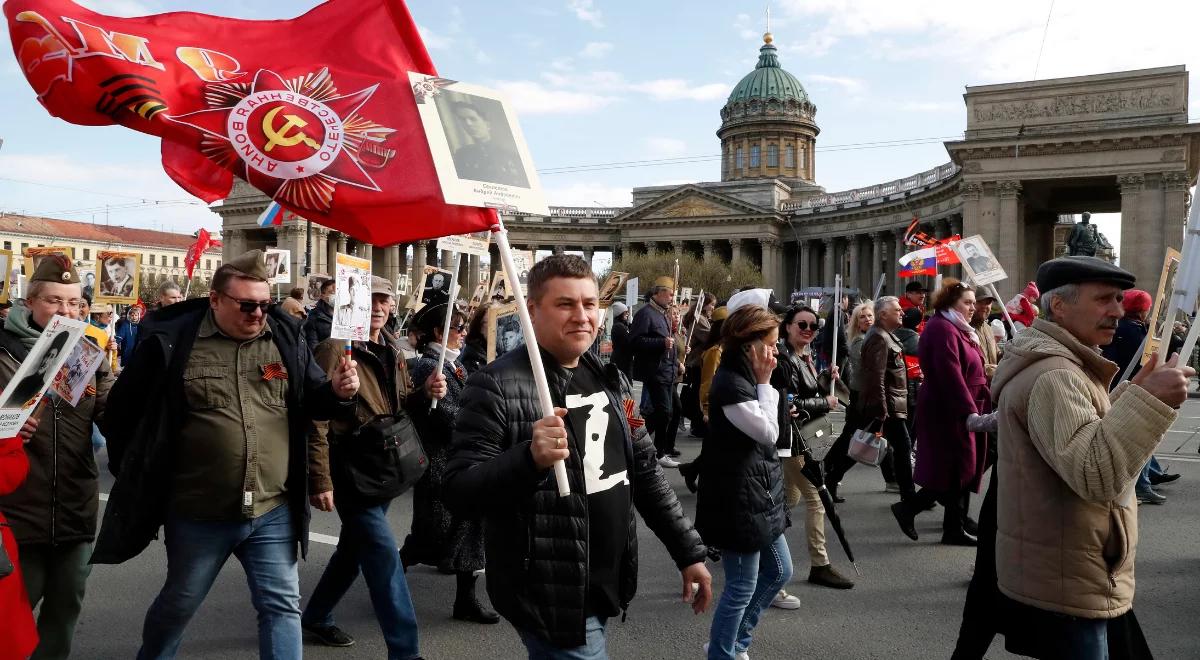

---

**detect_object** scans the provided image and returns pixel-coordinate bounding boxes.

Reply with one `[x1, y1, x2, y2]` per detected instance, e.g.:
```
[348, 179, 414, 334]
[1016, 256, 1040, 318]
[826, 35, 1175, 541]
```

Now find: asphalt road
[70, 401, 1200, 659]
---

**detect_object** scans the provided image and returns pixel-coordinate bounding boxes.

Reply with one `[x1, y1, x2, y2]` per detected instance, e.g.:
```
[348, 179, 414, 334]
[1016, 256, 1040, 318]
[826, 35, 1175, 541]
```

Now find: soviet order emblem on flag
[4, 0, 494, 246]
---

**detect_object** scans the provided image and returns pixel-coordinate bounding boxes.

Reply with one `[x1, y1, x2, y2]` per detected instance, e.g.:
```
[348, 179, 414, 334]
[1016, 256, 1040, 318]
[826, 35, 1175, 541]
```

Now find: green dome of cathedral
[727, 33, 809, 105]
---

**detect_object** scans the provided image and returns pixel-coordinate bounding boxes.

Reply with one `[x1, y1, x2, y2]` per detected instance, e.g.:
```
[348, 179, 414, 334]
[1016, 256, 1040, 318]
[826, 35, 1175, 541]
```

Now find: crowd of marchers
[0, 249, 1189, 660]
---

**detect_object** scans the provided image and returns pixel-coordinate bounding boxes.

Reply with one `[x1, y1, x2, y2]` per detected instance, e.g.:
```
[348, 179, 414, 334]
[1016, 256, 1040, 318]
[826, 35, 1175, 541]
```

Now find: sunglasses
[792, 321, 817, 331]
[451, 323, 467, 333]
[220, 292, 271, 314]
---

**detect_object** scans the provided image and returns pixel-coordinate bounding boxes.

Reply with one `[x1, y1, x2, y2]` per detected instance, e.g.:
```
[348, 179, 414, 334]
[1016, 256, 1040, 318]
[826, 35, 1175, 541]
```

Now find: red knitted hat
[1122, 289, 1152, 314]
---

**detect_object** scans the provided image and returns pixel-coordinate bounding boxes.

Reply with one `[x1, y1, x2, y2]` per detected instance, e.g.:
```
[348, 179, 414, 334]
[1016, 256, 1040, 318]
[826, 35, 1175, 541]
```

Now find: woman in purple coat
[891, 279, 993, 546]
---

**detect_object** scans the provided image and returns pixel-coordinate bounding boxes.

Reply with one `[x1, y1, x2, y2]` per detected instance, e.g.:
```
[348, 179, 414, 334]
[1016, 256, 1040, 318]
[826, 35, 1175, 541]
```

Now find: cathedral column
[701, 240, 715, 261]
[822, 238, 835, 288]
[995, 181, 1023, 300]
[869, 232, 884, 298]
[1119, 174, 1154, 292]
[396, 244, 408, 282]
[730, 238, 743, 264]
[799, 240, 812, 290]
[467, 254, 481, 299]
[846, 235, 861, 291]
[1163, 172, 1189, 253]
[553, 244, 566, 256]
[582, 247, 595, 269]
[893, 228, 906, 297]
[672, 241, 683, 260]
[411, 241, 427, 284]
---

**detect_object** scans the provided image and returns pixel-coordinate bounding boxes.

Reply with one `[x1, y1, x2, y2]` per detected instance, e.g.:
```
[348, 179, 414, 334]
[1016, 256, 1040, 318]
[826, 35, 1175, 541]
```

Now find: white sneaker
[703, 642, 750, 660]
[769, 589, 801, 610]
[658, 456, 680, 468]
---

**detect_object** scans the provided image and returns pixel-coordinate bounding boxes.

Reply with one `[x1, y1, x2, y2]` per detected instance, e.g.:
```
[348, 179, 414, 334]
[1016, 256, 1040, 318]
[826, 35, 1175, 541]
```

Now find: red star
[169, 69, 382, 198]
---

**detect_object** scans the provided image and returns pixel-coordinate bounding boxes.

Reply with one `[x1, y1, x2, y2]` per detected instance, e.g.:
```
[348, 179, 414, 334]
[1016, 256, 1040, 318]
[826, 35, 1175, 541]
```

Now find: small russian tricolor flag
[256, 201, 284, 228]
[900, 257, 936, 278]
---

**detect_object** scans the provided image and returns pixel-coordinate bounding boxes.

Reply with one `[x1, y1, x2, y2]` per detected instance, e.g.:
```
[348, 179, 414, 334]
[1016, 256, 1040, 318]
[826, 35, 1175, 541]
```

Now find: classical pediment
[614, 185, 774, 224]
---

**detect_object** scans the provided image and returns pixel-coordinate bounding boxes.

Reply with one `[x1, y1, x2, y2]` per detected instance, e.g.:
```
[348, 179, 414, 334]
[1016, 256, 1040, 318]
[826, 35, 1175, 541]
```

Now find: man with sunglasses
[0, 255, 113, 660]
[95, 249, 361, 659]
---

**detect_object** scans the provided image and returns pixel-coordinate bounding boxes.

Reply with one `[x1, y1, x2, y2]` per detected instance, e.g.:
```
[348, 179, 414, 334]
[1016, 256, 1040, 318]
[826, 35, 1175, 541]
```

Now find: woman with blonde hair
[697, 303, 791, 660]
[823, 300, 893, 502]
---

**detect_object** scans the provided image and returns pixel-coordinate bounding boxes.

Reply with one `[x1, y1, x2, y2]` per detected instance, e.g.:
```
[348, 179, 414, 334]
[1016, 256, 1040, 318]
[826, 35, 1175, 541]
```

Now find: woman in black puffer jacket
[698, 304, 792, 660]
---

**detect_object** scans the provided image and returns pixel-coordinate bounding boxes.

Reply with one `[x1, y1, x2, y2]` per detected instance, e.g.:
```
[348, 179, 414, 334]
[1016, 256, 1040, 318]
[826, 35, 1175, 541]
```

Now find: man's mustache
[1098, 320, 1118, 330]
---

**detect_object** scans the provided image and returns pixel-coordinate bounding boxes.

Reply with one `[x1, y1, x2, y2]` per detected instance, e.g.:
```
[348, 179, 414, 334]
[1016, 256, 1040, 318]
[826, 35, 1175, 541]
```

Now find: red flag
[184, 228, 218, 279]
[5, 0, 493, 245]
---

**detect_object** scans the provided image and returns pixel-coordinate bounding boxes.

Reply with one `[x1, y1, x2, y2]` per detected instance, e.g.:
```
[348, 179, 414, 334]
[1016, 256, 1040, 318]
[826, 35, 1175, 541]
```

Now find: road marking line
[1155, 452, 1200, 463]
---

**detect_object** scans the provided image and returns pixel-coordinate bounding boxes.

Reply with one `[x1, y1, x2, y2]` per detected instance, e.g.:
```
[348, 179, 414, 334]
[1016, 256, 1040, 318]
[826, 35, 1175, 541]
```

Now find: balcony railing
[783, 162, 960, 211]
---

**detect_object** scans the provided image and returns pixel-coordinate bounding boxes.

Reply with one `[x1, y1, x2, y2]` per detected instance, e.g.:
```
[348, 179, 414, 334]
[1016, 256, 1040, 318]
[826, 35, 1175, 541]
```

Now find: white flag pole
[987, 283, 1018, 340]
[831, 274, 841, 397]
[430, 251, 463, 410]
[685, 289, 705, 348]
[1165, 185, 1200, 364]
[492, 218, 570, 497]
[183, 279, 192, 299]
[872, 272, 886, 300]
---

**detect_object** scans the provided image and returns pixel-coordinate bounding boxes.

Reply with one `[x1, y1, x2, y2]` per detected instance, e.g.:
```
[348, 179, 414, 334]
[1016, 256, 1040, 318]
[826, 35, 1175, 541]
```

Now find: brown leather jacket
[859, 325, 908, 420]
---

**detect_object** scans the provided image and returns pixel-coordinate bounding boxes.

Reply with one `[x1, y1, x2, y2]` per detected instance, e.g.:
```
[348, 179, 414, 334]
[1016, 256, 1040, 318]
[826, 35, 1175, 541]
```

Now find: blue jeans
[302, 501, 419, 660]
[517, 616, 608, 659]
[138, 504, 301, 660]
[708, 534, 793, 660]
[1136, 455, 1164, 493]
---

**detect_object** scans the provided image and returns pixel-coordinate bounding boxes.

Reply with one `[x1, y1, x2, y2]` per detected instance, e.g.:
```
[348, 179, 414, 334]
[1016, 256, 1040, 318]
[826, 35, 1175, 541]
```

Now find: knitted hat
[1122, 289, 1152, 314]
[1022, 281, 1040, 300]
[610, 301, 628, 317]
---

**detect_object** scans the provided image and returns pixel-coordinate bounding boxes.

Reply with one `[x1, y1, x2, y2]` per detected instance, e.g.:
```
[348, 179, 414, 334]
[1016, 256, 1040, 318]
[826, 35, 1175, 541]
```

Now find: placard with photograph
[396, 273, 411, 297]
[410, 73, 549, 216]
[488, 270, 512, 301]
[1143, 248, 1183, 363]
[598, 271, 629, 306]
[411, 266, 454, 309]
[953, 235, 1007, 286]
[23, 246, 74, 274]
[51, 335, 107, 406]
[436, 233, 490, 257]
[487, 301, 524, 362]
[626, 277, 639, 308]
[0, 315, 85, 436]
[511, 250, 534, 296]
[264, 248, 291, 285]
[94, 251, 141, 304]
[0, 250, 12, 304]
[679, 287, 693, 305]
[304, 273, 331, 306]
[331, 253, 372, 341]
[469, 282, 489, 308]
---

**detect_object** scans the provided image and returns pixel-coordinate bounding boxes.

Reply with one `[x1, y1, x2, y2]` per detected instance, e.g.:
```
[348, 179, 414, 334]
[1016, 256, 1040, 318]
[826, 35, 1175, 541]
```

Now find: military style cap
[225, 249, 269, 281]
[1036, 256, 1135, 293]
[31, 254, 79, 284]
[370, 276, 393, 297]
[653, 276, 675, 290]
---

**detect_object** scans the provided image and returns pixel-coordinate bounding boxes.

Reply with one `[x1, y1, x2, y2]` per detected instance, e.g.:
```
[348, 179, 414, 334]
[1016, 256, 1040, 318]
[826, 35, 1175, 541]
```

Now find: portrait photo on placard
[332, 254, 372, 341]
[0, 316, 83, 412]
[95, 251, 141, 304]
[264, 249, 291, 285]
[415, 266, 454, 308]
[954, 235, 1006, 286]
[488, 270, 512, 301]
[23, 246, 74, 275]
[305, 273, 331, 306]
[487, 301, 524, 362]
[598, 271, 629, 304]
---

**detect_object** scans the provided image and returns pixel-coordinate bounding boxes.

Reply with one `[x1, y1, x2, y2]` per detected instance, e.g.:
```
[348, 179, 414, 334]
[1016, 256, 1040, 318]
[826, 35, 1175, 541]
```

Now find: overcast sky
[4, 0, 1198, 262]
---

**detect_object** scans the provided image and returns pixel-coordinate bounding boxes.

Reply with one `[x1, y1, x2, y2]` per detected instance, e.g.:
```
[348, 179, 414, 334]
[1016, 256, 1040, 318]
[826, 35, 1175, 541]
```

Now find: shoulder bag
[848, 419, 889, 467]
[333, 413, 427, 500]
[791, 410, 836, 461]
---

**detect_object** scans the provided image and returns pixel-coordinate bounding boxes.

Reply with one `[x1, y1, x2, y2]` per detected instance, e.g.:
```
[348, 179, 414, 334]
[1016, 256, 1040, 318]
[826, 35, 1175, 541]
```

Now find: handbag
[792, 411, 836, 461]
[0, 523, 13, 580]
[848, 425, 889, 467]
[333, 413, 427, 500]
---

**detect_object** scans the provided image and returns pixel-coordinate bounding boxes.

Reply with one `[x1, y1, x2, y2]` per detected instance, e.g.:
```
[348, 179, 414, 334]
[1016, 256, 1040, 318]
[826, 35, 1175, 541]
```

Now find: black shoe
[681, 463, 699, 494]
[302, 622, 355, 647]
[1150, 472, 1181, 486]
[891, 502, 918, 541]
[963, 517, 979, 536]
[828, 481, 845, 504]
[668, 449, 682, 458]
[453, 598, 501, 624]
[808, 564, 854, 589]
[940, 530, 979, 547]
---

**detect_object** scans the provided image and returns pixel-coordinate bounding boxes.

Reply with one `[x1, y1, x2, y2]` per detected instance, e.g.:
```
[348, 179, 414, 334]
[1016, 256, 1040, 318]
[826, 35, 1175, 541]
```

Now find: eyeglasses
[37, 296, 82, 310]
[792, 321, 817, 331]
[219, 292, 271, 314]
[450, 323, 467, 333]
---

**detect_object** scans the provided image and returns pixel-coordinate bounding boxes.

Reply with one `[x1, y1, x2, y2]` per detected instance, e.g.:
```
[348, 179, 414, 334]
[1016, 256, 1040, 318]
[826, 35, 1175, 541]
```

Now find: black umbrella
[791, 419, 860, 576]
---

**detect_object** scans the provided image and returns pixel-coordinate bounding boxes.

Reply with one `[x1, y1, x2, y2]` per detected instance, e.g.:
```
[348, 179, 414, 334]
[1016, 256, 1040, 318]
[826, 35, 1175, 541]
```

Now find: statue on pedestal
[1066, 212, 1113, 257]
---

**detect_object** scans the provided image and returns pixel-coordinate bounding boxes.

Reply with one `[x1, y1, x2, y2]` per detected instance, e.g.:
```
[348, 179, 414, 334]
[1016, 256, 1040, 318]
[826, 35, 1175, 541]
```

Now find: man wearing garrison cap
[958, 256, 1192, 658]
[95, 249, 361, 658]
[0, 254, 114, 660]
[629, 275, 681, 467]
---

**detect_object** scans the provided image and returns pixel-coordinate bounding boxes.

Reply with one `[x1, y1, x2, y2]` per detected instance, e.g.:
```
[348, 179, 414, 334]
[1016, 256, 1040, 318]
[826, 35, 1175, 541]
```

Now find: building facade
[214, 34, 1200, 302]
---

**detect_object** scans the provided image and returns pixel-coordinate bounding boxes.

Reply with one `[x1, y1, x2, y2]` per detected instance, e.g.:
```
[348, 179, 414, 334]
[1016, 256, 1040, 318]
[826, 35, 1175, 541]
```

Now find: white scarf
[940, 309, 980, 345]
[427, 342, 461, 362]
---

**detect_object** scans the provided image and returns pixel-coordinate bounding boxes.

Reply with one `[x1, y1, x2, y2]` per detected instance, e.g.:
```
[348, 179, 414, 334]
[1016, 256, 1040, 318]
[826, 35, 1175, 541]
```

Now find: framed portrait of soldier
[264, 248, 291, 285]
[304, 273, 330, 306]
[469, 282, 488, 309]
[953, 235, 1007, 286]
[0, 249, 12, 304]
[598, 271, 628, 306]
[332, 253, 371, 341]
[487, 302, 524, 362]
[23, 246, 74, 275]
[1143, 248, 1182, 364]
[411, 266, 453, 310]
[488, 270, 512, 301]
[94, 251, 141, 304]
[409, 73, 549, 216]
[0, 315, 85, 435]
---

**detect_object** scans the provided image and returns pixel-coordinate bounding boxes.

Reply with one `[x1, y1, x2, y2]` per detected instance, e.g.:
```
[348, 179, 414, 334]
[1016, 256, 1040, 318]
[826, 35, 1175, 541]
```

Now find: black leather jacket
[445, 345, 706, 648]
[771, 342, 832, 454]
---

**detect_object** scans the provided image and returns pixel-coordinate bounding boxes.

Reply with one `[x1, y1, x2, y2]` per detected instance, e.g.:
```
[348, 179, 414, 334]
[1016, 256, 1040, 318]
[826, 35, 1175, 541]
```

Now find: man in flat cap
[629, 275, 680, 467]
[981, 255, 1191, 659]
[95, 249, 361, 659]
[0, 254, 113, 660]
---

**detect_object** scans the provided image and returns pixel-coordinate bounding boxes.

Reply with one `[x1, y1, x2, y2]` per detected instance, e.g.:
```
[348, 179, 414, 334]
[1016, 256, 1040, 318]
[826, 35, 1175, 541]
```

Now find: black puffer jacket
[696, 350, 789, 552]
[771, 342, 832, 455]
[445, 345, 706, 649]
[302, 299, 334, 350]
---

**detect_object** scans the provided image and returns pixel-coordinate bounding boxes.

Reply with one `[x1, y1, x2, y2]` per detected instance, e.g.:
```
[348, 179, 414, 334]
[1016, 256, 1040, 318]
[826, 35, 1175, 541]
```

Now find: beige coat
[991, 319, 1175, 618]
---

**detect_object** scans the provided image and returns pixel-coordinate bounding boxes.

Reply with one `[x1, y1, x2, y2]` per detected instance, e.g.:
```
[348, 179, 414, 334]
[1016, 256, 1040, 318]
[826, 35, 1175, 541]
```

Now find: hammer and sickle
[261, 106, 321, 153]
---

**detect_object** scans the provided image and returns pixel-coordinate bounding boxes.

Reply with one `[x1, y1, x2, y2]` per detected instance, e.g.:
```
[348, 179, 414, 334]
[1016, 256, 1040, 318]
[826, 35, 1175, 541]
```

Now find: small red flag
[184, 227, 219, 279]
[5, 0, 493, 245]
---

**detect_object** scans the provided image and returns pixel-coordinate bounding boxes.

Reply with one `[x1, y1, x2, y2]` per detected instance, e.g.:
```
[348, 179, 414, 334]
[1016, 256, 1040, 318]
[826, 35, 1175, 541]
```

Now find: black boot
[891, 502, 918, 541]
[453, 572, 500, 624]
[680, 461, 698, 493]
